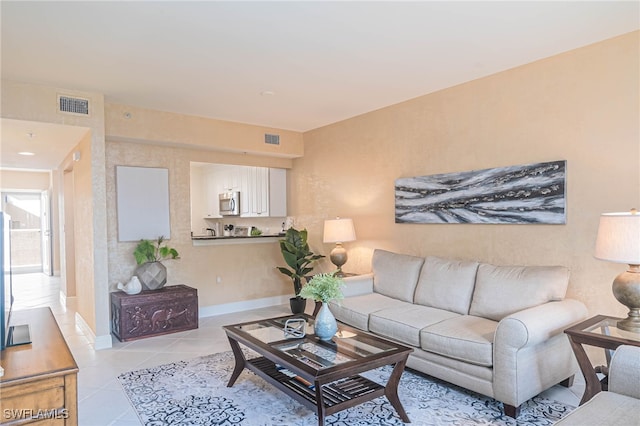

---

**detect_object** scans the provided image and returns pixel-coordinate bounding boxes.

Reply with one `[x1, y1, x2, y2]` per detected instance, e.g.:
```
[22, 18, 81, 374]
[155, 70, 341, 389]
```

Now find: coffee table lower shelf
[247, 356, 386, 417]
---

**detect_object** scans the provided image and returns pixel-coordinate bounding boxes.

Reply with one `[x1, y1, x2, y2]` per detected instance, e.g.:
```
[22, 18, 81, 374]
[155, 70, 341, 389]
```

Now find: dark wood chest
[110, 284, 198, 342]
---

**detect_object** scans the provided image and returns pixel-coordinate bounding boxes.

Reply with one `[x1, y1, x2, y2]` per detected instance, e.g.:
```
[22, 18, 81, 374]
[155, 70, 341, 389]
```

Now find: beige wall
[105, 140, 296, 307]
[68, 132, 97, 329]
[293, 31, 640, 319]
[103, 101, 304, 308]
[0, 170, 51, 190]
[1, 80, 110, 342]
[106, 103, 304, 158]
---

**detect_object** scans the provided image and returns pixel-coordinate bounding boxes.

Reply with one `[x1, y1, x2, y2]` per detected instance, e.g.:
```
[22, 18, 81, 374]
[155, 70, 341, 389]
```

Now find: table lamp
[323, 218, 356, 277]
[594, 209, 640, 332]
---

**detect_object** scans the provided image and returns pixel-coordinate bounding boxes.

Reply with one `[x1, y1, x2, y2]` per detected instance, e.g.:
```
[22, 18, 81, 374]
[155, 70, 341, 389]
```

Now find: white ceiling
[1, 1, 638, 170]
[0, 119, 90, 170]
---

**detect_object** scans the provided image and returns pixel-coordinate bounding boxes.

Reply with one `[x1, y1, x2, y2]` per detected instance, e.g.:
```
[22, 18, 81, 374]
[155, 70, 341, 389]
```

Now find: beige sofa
[329, 249, 588, 418]
[554, 345, 640, 426]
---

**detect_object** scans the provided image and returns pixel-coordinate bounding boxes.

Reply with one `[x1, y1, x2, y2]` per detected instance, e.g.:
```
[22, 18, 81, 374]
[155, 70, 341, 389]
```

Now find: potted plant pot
[132, 237, 179, 291]
[136, 261, 168, 290]
[289, 296, 307, 315]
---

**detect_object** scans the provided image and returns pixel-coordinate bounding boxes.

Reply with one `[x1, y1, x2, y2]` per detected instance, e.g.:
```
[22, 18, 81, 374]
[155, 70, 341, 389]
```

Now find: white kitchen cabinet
[204, 166, 221, 218]
[218, 164, 241, 192]
[269, 168, 287, 217]
[193, 163, 287, 221]
[241, 166, 269, 217]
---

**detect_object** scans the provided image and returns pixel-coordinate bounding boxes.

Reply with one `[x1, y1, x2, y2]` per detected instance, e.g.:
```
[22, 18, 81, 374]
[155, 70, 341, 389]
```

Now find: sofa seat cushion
[420, 315, 498, 367]
[329, 293, 408, 331]
[414, 256, 479, 314]
[554, 391, 640, 426]
[369, 305, 460, 347]
[469, 263, 569, 321]
[372, 249, 425, 302]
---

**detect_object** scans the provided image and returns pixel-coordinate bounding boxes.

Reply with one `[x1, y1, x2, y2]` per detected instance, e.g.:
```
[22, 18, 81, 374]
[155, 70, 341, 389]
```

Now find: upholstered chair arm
[493, 299, 588, 409]
[608, 345, 640, 398]
[495, 299, 588, 349]
[341, 273, 374, 297]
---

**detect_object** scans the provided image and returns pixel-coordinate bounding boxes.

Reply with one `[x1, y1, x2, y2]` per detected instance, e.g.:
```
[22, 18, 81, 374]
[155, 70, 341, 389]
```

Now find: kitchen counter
[191, 233, 284, 246]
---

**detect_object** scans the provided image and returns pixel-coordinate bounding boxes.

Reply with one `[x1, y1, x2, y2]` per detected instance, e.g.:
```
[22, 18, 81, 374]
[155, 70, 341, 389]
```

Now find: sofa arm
[495, 299, 588, 349]
[609, 345, 640, 399]
[493, 299, 588, 408]
[341, 273, 374, 297]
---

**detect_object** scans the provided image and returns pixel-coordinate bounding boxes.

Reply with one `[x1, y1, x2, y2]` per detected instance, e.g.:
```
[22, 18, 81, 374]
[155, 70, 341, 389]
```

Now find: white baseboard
[199, 294, 291, 318]
[94, 334, 113, 350]
[59, 292, 78, 310]
[75, 312, 113, 350]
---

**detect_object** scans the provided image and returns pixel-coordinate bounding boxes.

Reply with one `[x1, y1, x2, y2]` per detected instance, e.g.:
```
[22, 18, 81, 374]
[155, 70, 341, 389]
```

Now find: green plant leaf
[276, 267, 293, 278]
[277, 227, 325, 295]
[133, 237, 179, 265]
[282, 251, 299, 270]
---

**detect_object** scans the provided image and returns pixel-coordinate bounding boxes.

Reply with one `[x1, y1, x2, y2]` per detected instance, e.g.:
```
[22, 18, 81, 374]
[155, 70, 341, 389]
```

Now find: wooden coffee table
[223, 314, 413, 425]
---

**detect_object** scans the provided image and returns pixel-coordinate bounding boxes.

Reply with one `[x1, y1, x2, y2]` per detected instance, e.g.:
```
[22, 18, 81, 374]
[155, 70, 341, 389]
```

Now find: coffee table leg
[226, 337, 246, 387]
[314, 381, 326, 426]
[385, 359, 411, 423]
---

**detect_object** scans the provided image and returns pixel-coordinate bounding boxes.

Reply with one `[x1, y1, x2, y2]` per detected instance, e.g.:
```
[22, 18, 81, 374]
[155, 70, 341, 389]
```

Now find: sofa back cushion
[372, 249, 425, 302]
[469, 263, 570, 321]
[414, 256, 479, 314]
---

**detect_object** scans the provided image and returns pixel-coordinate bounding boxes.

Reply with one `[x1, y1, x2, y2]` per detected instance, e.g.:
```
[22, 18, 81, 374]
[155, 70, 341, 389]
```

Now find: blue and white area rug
[118, 351, 574, 425]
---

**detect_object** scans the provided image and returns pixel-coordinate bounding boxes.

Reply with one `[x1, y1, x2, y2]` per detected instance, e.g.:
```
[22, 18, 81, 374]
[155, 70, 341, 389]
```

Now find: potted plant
[133, 236, 180, 290]
[299, 273, 344, 340]
[277, 227, 325, 314]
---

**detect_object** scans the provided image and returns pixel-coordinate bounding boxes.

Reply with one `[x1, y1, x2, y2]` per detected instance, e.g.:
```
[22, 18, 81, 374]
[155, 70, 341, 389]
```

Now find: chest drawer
[111, 284, 198, 342]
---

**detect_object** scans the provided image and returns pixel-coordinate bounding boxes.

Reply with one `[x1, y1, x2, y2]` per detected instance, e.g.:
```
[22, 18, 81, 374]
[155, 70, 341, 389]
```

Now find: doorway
[1, 191, 52, 275]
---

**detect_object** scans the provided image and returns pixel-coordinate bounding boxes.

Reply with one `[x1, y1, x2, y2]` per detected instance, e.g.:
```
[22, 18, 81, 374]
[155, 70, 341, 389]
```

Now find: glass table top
[230, 315, 399, 370]
[582, 317, 640, 343]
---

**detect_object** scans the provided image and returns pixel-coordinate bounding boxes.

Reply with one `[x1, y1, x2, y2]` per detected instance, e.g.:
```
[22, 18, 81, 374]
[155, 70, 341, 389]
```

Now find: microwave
[219, 191, 240, 216]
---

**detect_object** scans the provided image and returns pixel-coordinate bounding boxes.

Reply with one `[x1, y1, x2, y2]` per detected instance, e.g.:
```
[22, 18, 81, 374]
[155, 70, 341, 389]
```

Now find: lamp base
[330, 243, 347, 275]
[613, 265, 640, 333]
[617, 313, 640, 333]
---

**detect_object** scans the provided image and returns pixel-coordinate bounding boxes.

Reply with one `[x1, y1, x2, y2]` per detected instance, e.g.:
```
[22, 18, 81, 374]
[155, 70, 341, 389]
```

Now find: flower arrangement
[298, 273, 345, 303]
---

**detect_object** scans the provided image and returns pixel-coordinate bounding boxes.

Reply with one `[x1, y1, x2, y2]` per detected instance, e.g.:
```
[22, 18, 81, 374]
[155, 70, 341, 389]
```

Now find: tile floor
[11, 273, 585, 425]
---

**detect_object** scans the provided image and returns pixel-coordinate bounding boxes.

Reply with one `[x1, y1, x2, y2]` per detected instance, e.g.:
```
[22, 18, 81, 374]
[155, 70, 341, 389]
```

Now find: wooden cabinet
[0, 308, 78, 425]
[111, 285, 198, 342]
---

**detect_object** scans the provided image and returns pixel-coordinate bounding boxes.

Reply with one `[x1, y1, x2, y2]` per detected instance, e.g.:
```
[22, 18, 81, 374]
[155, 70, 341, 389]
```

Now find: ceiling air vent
[58, 95, 90, 115]
[265, 133, 280, 145]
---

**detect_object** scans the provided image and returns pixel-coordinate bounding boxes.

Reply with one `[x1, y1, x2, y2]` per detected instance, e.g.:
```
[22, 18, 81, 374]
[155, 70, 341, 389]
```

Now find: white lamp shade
[594, 212, 640, 265]
[323, 218, 356, 243]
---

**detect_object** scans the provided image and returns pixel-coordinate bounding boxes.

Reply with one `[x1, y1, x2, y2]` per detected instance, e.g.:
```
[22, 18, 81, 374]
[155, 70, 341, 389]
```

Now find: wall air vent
[264, 133, 280, 145]
[58, 95, 90, 115]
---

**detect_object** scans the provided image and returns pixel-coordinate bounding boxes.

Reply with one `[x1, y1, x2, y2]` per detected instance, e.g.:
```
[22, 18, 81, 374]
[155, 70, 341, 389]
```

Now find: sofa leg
[559, 374, 575, 388]
[503, 404, 520, 419]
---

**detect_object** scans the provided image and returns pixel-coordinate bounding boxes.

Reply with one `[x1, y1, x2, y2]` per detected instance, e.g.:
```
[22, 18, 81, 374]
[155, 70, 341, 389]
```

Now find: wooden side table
[564, 315, 640, 405]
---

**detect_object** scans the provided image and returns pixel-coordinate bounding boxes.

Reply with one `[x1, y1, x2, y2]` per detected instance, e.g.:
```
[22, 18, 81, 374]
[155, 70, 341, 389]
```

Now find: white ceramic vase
[314, 302, 338, 341]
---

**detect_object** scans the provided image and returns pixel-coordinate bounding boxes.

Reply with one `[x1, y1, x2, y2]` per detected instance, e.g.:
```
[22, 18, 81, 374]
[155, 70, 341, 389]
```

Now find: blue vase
[314, 302, 338, 341]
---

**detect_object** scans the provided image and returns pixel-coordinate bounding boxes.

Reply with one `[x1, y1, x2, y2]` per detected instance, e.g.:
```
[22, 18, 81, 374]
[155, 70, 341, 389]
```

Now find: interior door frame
[40, 190, 53, 276]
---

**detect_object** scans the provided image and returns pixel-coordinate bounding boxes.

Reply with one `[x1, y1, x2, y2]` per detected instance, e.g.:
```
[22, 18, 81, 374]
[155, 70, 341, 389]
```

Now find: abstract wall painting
[395, 160, 566, 224]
